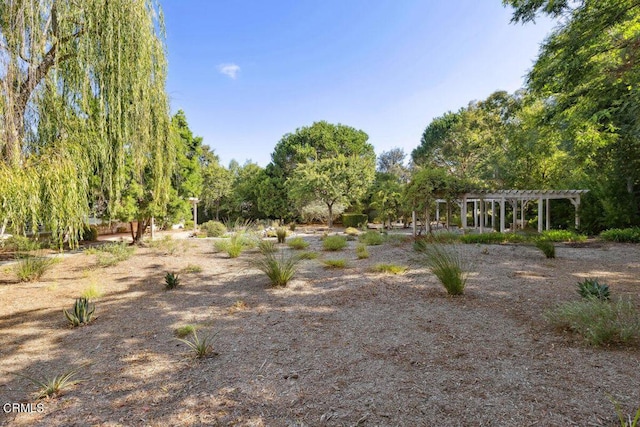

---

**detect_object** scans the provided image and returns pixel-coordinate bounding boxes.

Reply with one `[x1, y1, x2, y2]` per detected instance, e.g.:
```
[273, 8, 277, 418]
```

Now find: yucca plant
[63, 298, 95, 327]
[16, 368, 83, 399]
[578, 278, 610, 301]
[177, 330, 217, 358]
[420, 244, 467, 295]
[253, 252, 300, 287]
[165, 272, 180, 289]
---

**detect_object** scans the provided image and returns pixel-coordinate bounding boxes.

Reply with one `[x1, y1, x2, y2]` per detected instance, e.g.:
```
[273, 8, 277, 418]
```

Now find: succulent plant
[577, 278, 610, 301]
[165, 272, 180, 289]
[63, 298, 95, 327]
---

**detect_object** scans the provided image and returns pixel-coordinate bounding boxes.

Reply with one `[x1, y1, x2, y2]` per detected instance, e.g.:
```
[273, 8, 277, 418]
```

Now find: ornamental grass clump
[253, 252, 300, 287]
[322, 259, 347, 268]
[355, 243, 369, 259]
[420, 244, 467, 295]
[358, 230, 386, 246]
[372, 263, 408, 275]
[322, 235, 347, 251]
[545, 297, 640, 346]
[201, 220, 227, 237]
[534, 238, 556, 258]
[177, 331, 217, 358]
[17, 368, 83, 399]
[15, 255, 57, 282]
[287, 237, 309, 250]
[276, 227, 288, 243]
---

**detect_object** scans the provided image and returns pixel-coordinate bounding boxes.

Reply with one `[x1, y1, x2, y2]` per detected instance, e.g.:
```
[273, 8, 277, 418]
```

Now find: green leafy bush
[322, 259, 347, 268]
[545, 297, 640, 346]
[15, 255, 57, 282]
[600, 227, 640, 243]
[87, 242, 134, 267]
[358, 230, 386, 246]
[541, 229, 587, 242]
[2, 235, 42, 253]
[355, 243, 369, 259]
[577, 278, 610, 301]
[165, 272, 180, 289]
[341, 213, 368, 228]
[253, 252, 300, 287]
[419, 244, 467, 295]
[322, 235, 347, 251]
[201, 220, 227, 237]
[460, 232, 526, 244]
[372, 263, 407, 274]
[287, 237, 309, 250]
[81, 225, 99, 242]
[534, 239, 556, 258]
[344, 227, 360, 236]
[63, 298, 95, 327]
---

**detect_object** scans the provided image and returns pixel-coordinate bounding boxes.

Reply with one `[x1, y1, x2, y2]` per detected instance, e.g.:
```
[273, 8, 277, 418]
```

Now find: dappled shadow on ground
[0, 237, 639, 426]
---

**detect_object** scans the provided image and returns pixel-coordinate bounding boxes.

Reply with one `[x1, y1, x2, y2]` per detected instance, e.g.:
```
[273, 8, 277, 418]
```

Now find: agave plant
[63, 298, 95, 327]
[577, 278, 610, 301]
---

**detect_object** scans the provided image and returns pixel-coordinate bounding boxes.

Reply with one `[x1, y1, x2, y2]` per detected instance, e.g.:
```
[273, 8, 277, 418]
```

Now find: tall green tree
[200, 148, 233, 221]
[288, 154, 375, 227]
[0, 0, 171, 245]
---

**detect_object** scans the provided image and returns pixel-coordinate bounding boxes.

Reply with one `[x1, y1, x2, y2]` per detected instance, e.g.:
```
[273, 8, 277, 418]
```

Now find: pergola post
[546, 198, 550, 231]
[188, 197, 199, 233]
[570, 196, 581, 229]
[461, 196, 468, 230]
[537, 197, 543, 233]
[512, 200, 517, 231]
[479, 199, 485, 233]
[436, 202, 440, 226]
[521, 200, 526, 229]
[500, 198, 506, 233]
[473, 200, 478, 228]
[491, 200, 495, 229]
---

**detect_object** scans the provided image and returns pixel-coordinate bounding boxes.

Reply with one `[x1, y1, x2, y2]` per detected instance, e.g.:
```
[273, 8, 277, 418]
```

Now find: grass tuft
[372, 263, 408, 274]
[322, 259, 347, 268]
[177, 331, 217, 358]
[534, 238, 556, 258]
[16, 368, 83, 399]
[419, 244, 467, 295]
[182, 264, 203, 274]
[322, 235, 347, 251]
[14, 255, 57, 282]
[174, 324, 200, 338]
[87, 242, 134, 267]
[287, 237, 310, 250]
[253, 252, 300, 287]
[81, 284, 103, 300]
[358, 230, 386, 246]
[355, 243, 369, 259]
[297, 251, 318, 260]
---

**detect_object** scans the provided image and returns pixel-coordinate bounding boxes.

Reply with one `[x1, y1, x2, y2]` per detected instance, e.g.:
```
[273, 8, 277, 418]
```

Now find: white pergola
[424, 190, 589, 234]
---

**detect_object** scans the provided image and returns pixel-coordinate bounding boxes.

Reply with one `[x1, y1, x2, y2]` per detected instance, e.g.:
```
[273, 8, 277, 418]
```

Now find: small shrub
[253, 252, 300, 287]
[460, 232, 526, 244]
[342, 213, 368, 228]
[355, 243, 369, 259]
[148, 235, 186, 255]
[288, 222, 296, 231]
[344, 227, 360, 236]
[358, 231, 386, 246]
[177, 331, 217, 358]
[322, 259, 347, 268]
[420, 244, 467, 295]
[165, 272, 180, 289]
[372, 263, 407, 274]
[89, 242, 134, 267]
[545, 297, 640, 346]
[174, 324, 200, 338]
[2, 235, 41, 253]
[297, 251, 318, 260]
[534, 238, 556, 258]
[201, 220, 227, 237]
[276, 227, 288, 243]
[182, 264, 203, 274]
[541, 229, 587, 242]
[258, 239, 278, 254]
[15, 255, 57, 282]
[600, 227, 640, 243]
[287, 237, 309, 250]
[322, 235, 347, 251]
[577, 278, 610, 301]
[81, 225, 99, 242]
[63, 298, 95, 327]
[17, 368, 82, 399]
[214, 232, 255, 258]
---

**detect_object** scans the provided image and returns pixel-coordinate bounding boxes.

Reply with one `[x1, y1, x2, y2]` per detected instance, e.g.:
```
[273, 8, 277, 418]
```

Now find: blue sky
[162, 1, 556, 167]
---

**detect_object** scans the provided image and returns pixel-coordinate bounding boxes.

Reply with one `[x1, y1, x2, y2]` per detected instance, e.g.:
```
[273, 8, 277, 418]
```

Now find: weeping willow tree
[0, 0, 173, 246]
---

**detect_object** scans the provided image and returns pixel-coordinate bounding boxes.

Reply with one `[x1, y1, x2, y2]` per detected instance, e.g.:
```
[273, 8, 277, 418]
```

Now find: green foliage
[610, 395, 640, 427]
[165, 272, 180, 290]
[600, 228, 640, 243]
[258, 239, 278, 255]
[322, 259, 347, 268]
[201, 220, 227, 237]
[355, 243, 369, 259]
[17, 368, 83, 399]
[214, 232, 255, 258]
[545, 298, 640, 346]
[81, 284, 103, 300]
[177, 331, 216, 359]
[1, 235, 42, 253]
[14, 255, 57, 282]
[577, 278, 611, 301]
[534, 239, 556, 259]
[372, 263, 408, 274]
[63, 298, 95, 327]
[287, 237, 310, 250]
[413, 233, 461, 251]
[174, 324, 200, 338]
[358, 230, 387, 246]
[419, 244, 467, 295]
[148, 235, 187, 256]
[276, 227, 288, 243]
[460, 232, 526, 244]
[288, 222, 296, 231]
[541, 230, 587, 242]
[253, 252, 300, 287]
[297, 251, 318, 260]
[322, 235, 348, 251]
[88, 242, 134, 267]
[81, 226, 99, 242]
[342, 213, 368, 228]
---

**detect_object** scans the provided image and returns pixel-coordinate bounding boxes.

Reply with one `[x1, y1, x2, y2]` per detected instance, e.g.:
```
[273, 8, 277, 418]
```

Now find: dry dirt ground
[0, 229, 639, 426]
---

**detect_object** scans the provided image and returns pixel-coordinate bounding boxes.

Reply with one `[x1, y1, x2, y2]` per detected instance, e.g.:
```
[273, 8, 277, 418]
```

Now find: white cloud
[218, 63, 240, 79]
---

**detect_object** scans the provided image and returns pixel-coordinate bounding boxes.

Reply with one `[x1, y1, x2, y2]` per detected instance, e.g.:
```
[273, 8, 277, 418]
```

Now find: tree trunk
[327, 203, 333, 228]
[215, 201, 220, 221]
